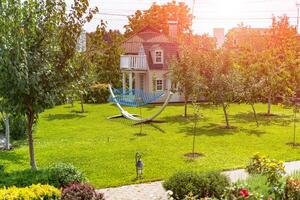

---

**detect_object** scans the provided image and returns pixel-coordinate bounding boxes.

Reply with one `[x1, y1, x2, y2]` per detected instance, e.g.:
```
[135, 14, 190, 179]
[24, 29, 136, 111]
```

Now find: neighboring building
[120, 23, 183, 102]
[225, 27, 270, 50]
[213, 28, 225, 48]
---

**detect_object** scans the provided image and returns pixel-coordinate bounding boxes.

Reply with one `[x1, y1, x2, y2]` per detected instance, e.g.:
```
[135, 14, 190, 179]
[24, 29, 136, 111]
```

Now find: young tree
[204, 50, 243, 128]
[231, 48, 263, 126]
[170, 45, 196, 117]
[70, 53, 92, 113]
[0, 0, 96, 169]
[261, 16, 299, 115]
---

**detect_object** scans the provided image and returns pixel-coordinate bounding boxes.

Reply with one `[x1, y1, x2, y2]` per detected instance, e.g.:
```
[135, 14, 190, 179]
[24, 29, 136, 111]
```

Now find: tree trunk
[80, 94, 84, 113]
[251, 104, 259, 127]
[267, 94, 271, 116]
[184, 95, 188, 117]
[4, 114, 10, 150]
[26, 111, 37, 170]
[222, 102, 230, 128]
[293, 107, 297, 146]
[192, 116, 197, 157]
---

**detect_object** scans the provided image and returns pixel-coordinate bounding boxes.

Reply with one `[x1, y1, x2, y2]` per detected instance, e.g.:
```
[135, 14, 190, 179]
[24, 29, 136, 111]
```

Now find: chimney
[168, 21, 178, 40]
[213, 28, 225, 49]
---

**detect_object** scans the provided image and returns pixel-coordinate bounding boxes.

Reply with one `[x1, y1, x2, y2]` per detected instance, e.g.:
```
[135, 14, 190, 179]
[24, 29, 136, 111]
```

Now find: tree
[230, 48, 263, 126]
[124, 1, 192, 37]
[87, 21, 123, 88]
[261, 16, 299, 115]
[170, 45, 196, 117]
[70, 52, 93, 113]
[170, 34, 215, 117]
[204, 50, 242, 128]
[0, 0, 96, 170]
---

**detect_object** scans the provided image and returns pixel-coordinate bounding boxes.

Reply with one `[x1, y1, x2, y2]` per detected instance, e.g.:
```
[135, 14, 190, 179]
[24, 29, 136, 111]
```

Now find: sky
[67, 0, 300, 36]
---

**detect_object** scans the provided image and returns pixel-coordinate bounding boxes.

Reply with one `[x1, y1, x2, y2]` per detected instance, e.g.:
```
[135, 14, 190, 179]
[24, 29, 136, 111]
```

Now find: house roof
[122, 25, 179, 70]
[122, 26, 173, 54]
[142, 42, 178, 70]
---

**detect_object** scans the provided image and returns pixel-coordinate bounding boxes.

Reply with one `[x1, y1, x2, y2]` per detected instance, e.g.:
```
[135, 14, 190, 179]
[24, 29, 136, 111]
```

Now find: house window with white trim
[154, 50, 163, 64]
[156, 79, 163, 91]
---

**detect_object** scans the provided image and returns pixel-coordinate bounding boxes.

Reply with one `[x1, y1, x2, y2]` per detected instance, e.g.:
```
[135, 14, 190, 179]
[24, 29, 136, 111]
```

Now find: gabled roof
[122, 25, 179, 70]
[122, 25, 173, 54]
[142, 42, 178, 70]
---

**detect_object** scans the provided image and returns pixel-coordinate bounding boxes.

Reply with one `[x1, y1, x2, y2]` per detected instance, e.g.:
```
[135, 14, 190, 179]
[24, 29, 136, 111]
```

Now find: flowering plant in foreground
[239, 188, 249, 198]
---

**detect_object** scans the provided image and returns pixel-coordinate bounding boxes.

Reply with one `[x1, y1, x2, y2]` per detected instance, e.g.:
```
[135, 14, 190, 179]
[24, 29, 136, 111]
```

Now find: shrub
[284, 177, 300, 200]
[163, 171, 230, 200]
[163, 171, 202, 200]
[49, 163, 87, 187]
[0, 168, 51, 188]
[10, 113, 27, 140]
[0, 184, 60, 200]
[246, 154, 285, 185]
[61, 183, 104, 200]
[0, 164, 4, 173]
[0, 163, 86, 188]
[223, 182, 264, 200]
[83, 86, 110, 104]
[0, 113, 27, 140]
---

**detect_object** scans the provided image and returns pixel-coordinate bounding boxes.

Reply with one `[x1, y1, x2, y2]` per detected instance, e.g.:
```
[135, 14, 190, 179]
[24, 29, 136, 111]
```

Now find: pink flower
[239, 188, 249, 198]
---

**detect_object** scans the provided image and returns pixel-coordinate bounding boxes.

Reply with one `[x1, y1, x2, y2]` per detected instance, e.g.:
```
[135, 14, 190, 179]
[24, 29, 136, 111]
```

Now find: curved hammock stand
[107, 84, 173, 124]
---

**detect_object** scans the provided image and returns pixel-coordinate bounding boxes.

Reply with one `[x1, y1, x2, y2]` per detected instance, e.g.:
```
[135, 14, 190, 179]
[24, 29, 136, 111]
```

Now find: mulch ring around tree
[286, 142, 300, 147]
[184, 152, 205, 158]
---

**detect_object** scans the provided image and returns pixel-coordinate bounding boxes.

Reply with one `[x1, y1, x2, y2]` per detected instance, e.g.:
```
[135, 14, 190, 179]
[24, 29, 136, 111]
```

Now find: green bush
[163, 171, 230, 199]
[61, 183, 105, 200]
[10, 113, 27, 140]
[0, 184, 60, 200]
[49, 163, 87, 187]
[246, 154, 285, 185]
[0, 163, 86, 188]
[83, 87, 110, 104]
[0, 113, 26, 140]
[0, 169, 51, 188]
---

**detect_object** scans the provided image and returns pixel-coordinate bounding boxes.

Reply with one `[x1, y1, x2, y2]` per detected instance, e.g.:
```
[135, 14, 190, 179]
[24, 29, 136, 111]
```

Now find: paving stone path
[98, 160, 300, 200]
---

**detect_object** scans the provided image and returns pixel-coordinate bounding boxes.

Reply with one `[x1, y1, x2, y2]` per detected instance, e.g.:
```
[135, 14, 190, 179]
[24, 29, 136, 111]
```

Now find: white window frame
[156, 79, 163, 91]
[154, 50, 163, 64]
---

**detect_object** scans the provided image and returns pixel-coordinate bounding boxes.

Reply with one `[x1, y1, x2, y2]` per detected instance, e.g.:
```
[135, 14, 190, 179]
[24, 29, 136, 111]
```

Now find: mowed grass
[0, 102, 300, 188]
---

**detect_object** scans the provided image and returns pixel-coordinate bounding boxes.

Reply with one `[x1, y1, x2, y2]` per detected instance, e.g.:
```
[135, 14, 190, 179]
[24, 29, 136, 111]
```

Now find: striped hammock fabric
[108, 88, 164, 107]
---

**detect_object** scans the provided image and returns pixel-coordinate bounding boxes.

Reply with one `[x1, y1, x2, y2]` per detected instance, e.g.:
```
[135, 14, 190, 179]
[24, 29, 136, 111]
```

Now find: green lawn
[0, 102, 299, 188]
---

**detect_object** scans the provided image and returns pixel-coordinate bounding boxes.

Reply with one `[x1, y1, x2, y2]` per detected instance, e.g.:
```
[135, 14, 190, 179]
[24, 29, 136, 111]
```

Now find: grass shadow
[45, 113, 86, 121]
[0, 151, 26, 165]
[0, 168, 51, 188]
[233, 112, 294, 127]
[181, 123, 265, 137]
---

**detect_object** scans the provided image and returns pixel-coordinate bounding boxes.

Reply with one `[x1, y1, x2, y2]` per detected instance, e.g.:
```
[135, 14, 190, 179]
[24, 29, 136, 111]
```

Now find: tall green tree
[261, 16, 299, 115]
[0, 0, 96, 169]
[87, 21, 123, 88]
[124, 1, 192, 37]
[204, 50, 243, 128]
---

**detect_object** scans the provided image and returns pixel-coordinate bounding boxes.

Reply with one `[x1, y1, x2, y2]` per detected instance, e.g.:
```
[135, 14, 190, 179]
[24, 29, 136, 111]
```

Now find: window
[156, 79, 163, 91]
[154, 50, 163, 64]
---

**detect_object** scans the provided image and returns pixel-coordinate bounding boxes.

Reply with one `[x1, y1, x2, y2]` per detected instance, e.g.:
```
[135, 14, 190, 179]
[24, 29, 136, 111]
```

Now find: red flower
[239, 188, 249, 197]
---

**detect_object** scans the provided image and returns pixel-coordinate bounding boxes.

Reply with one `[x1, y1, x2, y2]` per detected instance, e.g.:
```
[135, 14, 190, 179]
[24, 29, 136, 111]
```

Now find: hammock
[107, 84, 173, 123]
[108, 88, 164, 107]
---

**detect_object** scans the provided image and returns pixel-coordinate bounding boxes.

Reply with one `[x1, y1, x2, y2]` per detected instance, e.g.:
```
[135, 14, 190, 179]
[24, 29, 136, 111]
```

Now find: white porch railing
[120, 55, 148, 70]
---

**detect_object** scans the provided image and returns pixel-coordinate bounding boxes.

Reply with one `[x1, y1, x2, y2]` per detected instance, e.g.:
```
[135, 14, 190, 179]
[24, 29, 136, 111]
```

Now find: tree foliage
[0, 0, 96, 169]
[124, 1, 192, 37]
